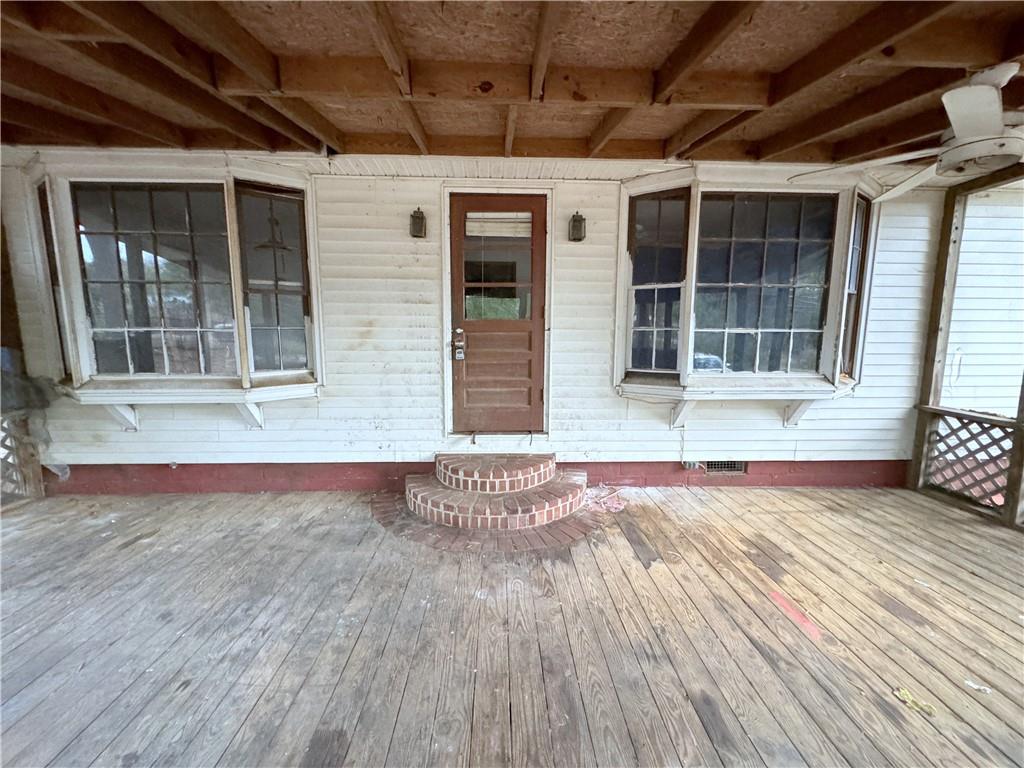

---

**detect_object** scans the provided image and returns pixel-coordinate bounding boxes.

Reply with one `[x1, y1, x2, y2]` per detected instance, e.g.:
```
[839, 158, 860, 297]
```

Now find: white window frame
[614, 165, 873, 413]
[28, 154, 324, 423]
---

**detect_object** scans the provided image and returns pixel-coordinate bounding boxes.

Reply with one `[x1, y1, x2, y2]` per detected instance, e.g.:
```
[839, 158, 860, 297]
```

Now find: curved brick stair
[406, 454, 586, 530]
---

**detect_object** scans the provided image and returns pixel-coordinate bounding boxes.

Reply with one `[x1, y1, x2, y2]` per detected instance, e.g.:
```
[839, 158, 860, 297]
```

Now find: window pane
[655, 287, 680, 328]
[700, 196, 732, 238]
[726, 332, 756, 372]
[156, 235, 192, 281]
[118, 235, 156, 281]
[280, 329, 308, 369]
[693, 332, 724, 371]
[241, 194, 272, 247]
[277, 248, 304, 287]
[698, 241, 729, 283]
[88, 283, 125, 328]
[733, 194, 767, 239]
[654, 330, 678, 370]
[75, 188, 114, 231]
[727, 286, 760, 328]
[188, 189, 226, 234]
[465, 286, 530, 319]
[278, 293, 305, 327]
[195, 236, 230, 283]
[275, 197, 303, 251]
[659, 199, 686, 242]
[93, 332, 128, 373]
[695, 286, 727, 329]
[791, 332, 821, 371]
[759, 331, 789, 372]
[161, 283, 196, 327]
[246, 247, 276, 287]
[124, 283, 159, 327]
[767, 196, 801, 239]
[251, 328, 280, 370]
[760, 287, 793, 329]
[199, 283, 234, 329]
[632, 245, 657, 285]
[633, 288, 655, 327]
[81, 234, 119, 280]
[128, 330, 162, 373]
[801, 196, 835, 240]
[797, 241, 830, 284]
[765, 242, 797, 284]
[464, 238, 531, 283]
[202, 332, 237, 375]
[656, 246, 683, 283]
[793, 287, 825, 329]
[113, 189, 151, 231]
[165, 331, 200, 374]
[633, 200, 659, 243]
[731, 241, 764, 283]
[249, 293, 277, 326]
[631, 330, 653, 369]
[153, 190, 188, 232]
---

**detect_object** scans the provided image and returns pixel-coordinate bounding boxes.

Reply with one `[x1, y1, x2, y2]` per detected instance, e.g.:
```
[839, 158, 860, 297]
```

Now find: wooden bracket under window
[783, 400, 814, 428]
[105, 405, 139, 432]
[236, 402, 265, 430]
[670, 400, 698, 429]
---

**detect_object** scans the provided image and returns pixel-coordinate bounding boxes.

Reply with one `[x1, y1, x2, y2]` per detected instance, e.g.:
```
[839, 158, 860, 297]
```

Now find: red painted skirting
[45, 459, 908, 495]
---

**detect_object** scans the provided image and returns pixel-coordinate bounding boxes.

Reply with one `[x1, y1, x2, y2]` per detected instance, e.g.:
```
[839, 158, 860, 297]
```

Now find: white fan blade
[970, 62, 1020, 88]
[874, 164, 939, 203]
[942, 85, 1004, 139]
[787, 148, 940, 182]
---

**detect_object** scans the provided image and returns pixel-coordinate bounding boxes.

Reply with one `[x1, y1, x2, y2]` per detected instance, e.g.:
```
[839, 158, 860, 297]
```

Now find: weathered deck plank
[1, 488, 1021, 768]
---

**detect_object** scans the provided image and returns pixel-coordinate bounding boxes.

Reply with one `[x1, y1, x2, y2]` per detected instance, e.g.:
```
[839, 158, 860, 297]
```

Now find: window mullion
[679, 181, 701, 386]
[224, 177, 252, 389]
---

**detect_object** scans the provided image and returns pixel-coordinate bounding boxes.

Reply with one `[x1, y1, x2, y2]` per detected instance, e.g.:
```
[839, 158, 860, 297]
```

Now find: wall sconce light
[410, 207, 426, 238]
[569, 210, 586, 242]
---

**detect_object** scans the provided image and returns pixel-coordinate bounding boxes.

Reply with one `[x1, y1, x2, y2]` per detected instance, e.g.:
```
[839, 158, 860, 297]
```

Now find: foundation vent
[705, 460, 747, 474]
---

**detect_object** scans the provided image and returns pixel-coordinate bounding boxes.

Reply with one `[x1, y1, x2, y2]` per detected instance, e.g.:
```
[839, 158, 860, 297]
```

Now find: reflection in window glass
[694, 192, 835, 373]
[627, 189, 689, 372]
[72, 183, 236, 376]
[237, 184, 310, 372]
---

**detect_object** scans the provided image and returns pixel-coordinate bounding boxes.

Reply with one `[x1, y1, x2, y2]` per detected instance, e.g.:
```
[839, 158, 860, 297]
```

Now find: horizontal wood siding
[7, 169, 949, 465]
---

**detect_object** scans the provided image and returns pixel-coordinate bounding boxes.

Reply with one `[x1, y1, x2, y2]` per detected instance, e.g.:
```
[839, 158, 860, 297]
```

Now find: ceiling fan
[789, 63, 1024, 202]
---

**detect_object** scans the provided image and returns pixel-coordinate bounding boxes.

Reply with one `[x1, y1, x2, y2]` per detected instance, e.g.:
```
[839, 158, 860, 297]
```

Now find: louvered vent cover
[705, 461, 747, 474]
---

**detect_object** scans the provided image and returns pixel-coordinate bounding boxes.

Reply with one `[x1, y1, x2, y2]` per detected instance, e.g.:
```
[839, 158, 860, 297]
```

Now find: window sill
[64, 376, 320, 430]
[615, 374, 855, 428]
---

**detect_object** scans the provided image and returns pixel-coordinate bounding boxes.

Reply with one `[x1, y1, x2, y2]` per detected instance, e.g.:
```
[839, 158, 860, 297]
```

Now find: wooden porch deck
[1, 487, 1022, 768]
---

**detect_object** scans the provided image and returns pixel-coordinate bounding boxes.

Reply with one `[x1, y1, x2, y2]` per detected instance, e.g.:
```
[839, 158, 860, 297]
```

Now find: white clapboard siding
[940, 188, 1024, 418]
[4, 161, 961, 464]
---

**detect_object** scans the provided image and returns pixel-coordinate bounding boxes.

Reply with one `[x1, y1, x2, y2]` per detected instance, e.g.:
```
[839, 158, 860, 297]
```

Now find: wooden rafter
[0, 96, 152, 146]
[682, 1, 955, 157]
[0, 52, 185, 147]
[757, 68, 965, 160]
[664, 110, 743, 159]
[588, 108, 632, 157]
[504, 105, 517, 157]
[870, 19, 1009, 69]
[359, 1, 411, 98]
[530, 1, 566, 101]
[263, 97, 345, 154]
[397, 100, 429, 154]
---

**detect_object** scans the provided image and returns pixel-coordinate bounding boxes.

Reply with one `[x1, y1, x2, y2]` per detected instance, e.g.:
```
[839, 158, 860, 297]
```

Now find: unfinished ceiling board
[311, 99, 409, 134]
[515, 104, 606, 139]
[549, 1, 711, 70]
[221, 1, 377, 57]
[701, 1, 877, 73]
[388, 1, 539, 65]
[618, 107, 702, 141]
[414, 102, 506, 137]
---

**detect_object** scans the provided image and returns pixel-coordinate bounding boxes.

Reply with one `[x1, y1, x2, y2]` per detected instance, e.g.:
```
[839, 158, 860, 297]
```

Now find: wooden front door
[450, 194, 546, 433]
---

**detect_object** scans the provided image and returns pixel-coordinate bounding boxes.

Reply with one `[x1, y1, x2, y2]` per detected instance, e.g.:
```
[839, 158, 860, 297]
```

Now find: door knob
[454, 327, 464, 334]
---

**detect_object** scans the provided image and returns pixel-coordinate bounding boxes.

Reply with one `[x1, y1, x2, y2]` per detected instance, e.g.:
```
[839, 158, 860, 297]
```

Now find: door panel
[451, 194, 546, 433]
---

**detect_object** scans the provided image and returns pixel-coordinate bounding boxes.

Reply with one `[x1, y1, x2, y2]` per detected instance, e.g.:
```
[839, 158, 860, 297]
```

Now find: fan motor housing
[937, 135, 1024, 177]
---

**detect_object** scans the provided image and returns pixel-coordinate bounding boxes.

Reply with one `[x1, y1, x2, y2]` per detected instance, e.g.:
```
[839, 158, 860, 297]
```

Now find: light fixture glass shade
[569, 211, 586, 242]
[410, 207, 427, 238]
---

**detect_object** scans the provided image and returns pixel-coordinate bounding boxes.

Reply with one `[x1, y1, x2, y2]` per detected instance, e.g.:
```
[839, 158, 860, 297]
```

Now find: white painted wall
[940, 187, 1024, 418]
[3, 151, 958, 465]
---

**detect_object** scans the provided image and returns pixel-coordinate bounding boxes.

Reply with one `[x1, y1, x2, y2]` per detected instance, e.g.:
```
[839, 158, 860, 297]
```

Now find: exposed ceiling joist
[588, 108, 632, 157]
[262, 97, 345, 153]
[344, 133, 662, 159]
[869, 19, 1009, 69]
[504, 105, 517, 157]
[682, 0, 955, 157]
[0, 52, 185, 146]
[653, 2, 758, 104]
[757, 68, 965, 160]
[398, 100, 429, 154]
[1, 95, 151, 146]
[530, 1, 566, 101]
[664, 110, 743, 159]
[359, 1, 412, 98]
[22, 0, 118, 41]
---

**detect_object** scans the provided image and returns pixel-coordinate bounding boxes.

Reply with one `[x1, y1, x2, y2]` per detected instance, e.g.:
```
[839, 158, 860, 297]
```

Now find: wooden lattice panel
[924, 413, 1013, 511]
[1, 416, 30, 502]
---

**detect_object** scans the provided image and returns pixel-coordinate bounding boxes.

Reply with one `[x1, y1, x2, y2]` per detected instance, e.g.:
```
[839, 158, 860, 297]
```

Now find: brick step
[406, 469, 587, 530]
[435, 453, 556, 492]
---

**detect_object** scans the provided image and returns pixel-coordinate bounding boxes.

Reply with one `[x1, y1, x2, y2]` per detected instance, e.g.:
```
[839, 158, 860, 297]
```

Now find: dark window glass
[72, 183, 235, 376]
[695, 192, 836, 373]
[237, 184, 310, 372]
[627, 189, 689, 372]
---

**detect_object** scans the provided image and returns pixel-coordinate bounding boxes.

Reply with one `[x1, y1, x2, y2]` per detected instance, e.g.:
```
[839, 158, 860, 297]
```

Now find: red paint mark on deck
[770, 591, 822, 642]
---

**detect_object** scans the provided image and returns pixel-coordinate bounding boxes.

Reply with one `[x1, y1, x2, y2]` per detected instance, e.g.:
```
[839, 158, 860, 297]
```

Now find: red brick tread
[434, 453, 555, 493]
[406, 469, 586, 530]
